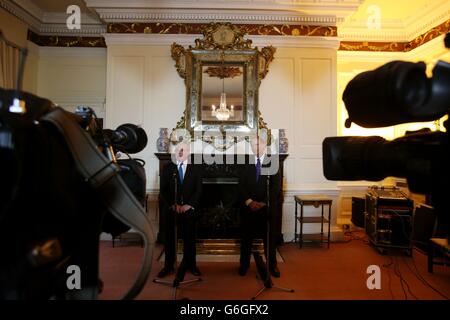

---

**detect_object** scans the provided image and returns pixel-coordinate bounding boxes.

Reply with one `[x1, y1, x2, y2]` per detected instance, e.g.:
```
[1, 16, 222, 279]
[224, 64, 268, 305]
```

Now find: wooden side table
[294, 195, 332, 248]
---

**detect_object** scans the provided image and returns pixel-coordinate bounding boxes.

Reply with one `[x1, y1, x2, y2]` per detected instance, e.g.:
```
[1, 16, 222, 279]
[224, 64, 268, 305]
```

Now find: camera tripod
[153, 172, 201, 300]
[252, 177, 294, 300]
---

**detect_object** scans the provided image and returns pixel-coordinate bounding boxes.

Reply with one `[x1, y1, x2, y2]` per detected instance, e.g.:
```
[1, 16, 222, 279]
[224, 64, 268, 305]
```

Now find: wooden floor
[98, 232, 450, 300]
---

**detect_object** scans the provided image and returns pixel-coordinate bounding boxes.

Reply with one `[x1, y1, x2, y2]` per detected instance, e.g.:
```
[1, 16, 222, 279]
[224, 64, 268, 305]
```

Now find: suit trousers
[240, 207, 277, 268]
[164, 208, 197, 269]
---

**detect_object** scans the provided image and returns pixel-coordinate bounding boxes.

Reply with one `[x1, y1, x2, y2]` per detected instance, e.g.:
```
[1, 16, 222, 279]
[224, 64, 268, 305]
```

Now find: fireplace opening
[198, 177, 241, 239]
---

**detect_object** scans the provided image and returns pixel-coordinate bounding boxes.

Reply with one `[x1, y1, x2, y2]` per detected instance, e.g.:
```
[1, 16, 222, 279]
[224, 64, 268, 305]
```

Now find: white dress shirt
[255, 154, 265, 166]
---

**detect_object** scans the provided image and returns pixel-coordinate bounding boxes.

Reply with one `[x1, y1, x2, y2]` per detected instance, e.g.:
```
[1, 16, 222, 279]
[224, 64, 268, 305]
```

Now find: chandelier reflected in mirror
[205, 57, 242, 121]
[211, 93, 234, 121]
[206, 64, 241, 121]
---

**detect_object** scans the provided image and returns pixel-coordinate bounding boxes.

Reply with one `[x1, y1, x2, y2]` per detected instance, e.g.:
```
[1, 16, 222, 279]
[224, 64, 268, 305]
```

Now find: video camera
[323, 33, 450, 239]
[0, 30, 153, 299]
[0, 89, 152, 300]
[74, 106, 148, 157]
[73, 106, 149, 238]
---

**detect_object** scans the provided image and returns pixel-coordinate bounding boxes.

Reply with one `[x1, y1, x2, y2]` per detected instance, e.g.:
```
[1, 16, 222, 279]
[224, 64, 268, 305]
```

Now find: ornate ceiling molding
[107, 22, 337, 37]
[12, 0, 43, 21]
[340, 18, 450, 52]
[2, 0, 446, 53]
[339, 0, 450, 42]
[0, 0, 41, 32]
[96, 9, 339, 26]
[37, 24, 106, 36]
[27, 30, 106, 48]
[85, 0, 361, 10]
[86, 0, 362, 24]
[38, 12, 107, 36]
[338, 37, 450, 79]
[405, 8, 450, 41]
[0, 0, 105, 36]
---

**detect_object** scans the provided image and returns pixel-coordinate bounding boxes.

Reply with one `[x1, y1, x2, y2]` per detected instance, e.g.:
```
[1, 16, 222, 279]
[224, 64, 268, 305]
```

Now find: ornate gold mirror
[171, 23, 275, 149]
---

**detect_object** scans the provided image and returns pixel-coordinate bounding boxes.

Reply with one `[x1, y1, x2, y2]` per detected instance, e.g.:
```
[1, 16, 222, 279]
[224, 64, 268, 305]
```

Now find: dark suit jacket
[160, 161, 203, 210]
[239, 155, 281, 216]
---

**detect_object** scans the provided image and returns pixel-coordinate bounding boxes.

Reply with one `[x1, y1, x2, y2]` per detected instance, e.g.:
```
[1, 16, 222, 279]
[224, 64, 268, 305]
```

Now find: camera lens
[396, 63, 429, 113]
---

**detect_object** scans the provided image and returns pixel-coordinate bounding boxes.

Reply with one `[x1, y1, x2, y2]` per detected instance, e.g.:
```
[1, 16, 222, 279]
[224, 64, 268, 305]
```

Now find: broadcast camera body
[73, 106, 149, 238]
[323, 33, 450, 240]
[0, 88, 149, 299]
[74, 106, 148, 156]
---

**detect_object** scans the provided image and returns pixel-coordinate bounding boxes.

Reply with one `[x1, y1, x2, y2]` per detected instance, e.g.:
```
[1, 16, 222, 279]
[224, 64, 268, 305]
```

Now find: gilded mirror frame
[189, 48, 257, 132]
[171, 23, 275, 148]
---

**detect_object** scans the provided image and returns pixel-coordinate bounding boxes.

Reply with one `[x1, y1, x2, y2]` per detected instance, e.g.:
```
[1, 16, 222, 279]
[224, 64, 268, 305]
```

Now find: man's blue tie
[256, 157, 261, 182]
[178, 163, 184, 185]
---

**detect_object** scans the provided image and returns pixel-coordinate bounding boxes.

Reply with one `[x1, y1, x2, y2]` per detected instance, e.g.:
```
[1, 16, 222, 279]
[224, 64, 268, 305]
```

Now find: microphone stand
[252, 175, 294, 300]
[153, 171, 201, 300]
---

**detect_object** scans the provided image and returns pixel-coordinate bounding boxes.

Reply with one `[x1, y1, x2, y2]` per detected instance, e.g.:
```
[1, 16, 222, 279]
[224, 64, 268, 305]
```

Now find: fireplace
[199, 177, 240, 239]
[155, 153, 288, 244]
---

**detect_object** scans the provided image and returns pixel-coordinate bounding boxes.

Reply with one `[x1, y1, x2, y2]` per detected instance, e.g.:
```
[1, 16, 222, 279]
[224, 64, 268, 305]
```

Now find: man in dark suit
[157, 142, 202, 283]
[238, 135, 281, 278]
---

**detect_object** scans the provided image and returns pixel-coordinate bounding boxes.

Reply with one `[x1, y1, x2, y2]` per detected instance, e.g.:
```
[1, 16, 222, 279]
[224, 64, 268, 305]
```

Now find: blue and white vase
[156, 128, 170, 152]
[278, 129, 288, 154]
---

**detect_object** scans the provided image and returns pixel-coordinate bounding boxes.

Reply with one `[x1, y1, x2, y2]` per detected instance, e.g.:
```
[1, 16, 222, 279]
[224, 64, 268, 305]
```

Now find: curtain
[0, 40, 20, 89]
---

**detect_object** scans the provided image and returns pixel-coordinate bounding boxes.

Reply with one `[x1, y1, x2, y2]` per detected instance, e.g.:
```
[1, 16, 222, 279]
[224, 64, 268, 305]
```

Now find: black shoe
[269, 265, 280, 278]
[238, 264, 249, 276]
[157, 266, 174, 278]
[190, 266, 202, 276]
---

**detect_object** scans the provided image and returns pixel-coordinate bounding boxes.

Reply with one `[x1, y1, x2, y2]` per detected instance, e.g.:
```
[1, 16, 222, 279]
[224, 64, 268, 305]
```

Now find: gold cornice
[339, 41, 406, 52]
[27, 30, 106, 48]
[340, 18, 450, 52]
[107, 22, 337, 37]
[27, 19, 449, 52]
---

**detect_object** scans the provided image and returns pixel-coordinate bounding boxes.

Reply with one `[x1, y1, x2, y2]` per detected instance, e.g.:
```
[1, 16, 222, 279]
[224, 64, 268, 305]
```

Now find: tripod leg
[252, 287, 266, 300]
[173, 286, 178, 300]
[272, 285, 295, 293]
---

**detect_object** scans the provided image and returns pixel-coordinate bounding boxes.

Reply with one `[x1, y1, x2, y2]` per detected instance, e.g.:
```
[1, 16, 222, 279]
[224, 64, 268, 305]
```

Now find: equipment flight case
[365, 186, 414, 255]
